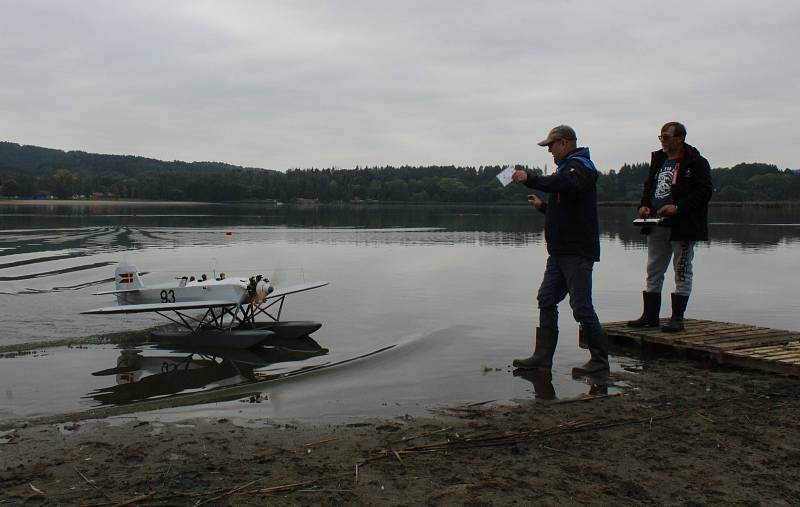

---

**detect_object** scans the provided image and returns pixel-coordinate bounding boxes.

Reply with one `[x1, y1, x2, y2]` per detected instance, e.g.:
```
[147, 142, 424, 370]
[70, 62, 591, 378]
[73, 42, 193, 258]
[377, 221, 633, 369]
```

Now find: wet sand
[2, 354, 800, 505]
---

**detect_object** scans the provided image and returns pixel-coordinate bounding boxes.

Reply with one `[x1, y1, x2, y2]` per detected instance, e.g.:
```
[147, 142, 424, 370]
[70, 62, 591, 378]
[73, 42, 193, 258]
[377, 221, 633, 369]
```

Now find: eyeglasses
[658, 135, 672, 141]
[547, 138, 564, 147]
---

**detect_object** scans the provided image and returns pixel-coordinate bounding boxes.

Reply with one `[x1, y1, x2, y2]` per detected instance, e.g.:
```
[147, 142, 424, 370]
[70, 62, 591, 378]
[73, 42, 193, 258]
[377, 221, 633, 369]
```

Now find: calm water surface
[1, 202, 798, 423]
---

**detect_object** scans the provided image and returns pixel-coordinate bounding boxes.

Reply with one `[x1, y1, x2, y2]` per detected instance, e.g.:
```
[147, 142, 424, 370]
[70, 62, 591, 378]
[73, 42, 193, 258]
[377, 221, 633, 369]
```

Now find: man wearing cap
[627, 122, 712, 332]
[510, 125, 608, 375]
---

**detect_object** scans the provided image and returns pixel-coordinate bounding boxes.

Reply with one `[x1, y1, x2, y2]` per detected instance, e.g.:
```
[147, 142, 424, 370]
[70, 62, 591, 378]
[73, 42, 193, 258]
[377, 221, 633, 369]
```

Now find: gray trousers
[645, 226, 695, 296]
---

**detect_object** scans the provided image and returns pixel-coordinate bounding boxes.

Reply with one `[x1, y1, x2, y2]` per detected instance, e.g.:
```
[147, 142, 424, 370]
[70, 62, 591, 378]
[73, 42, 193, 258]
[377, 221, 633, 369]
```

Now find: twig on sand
[303, 437, 339, 448]
[392, 427, 451, 445]
[540, 445, 579, 457]
[195, 477, 263, 506]
[248, 480, 316, 495]
[465, 400, 496, 407]
[391, 447, 405, 465]
[556, 392, 623, 404]
[362, 413, 676, 469]
[74, 465, 113, 502]
[695, 411, 715, 423]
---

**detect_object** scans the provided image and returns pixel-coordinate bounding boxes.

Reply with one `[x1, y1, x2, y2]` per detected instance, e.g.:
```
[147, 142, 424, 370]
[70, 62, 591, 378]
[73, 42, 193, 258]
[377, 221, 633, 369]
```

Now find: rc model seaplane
[82, 262, 329, 349]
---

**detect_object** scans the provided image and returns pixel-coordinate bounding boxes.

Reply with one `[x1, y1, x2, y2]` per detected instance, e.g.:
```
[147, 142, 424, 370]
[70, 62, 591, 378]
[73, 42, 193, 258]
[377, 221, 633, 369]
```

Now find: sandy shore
[2, 354, 800, 505]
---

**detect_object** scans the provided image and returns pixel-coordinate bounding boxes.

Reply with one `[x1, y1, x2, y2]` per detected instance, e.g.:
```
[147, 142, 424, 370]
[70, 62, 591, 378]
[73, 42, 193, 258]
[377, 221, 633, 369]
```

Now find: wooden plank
[604, 319, 800, 376]
[693, 333, 798, 347]
[706, 335, 799, 351]
[733, 349, 800, 360]
[727, 342, 800, 356]
[728, 343, 800, 355]
[697, 331, 796, 346]
[683, 328, 788, 344]
[731, 351, 800, 361]
[604, 319, 753, 334]
[632, 326, 759, 343]
[657, 325, 767, 342]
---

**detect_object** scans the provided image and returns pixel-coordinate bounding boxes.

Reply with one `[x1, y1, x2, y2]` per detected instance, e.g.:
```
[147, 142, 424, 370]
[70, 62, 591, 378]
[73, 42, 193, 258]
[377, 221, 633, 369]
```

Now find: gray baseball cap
[537, 125, 577, 146]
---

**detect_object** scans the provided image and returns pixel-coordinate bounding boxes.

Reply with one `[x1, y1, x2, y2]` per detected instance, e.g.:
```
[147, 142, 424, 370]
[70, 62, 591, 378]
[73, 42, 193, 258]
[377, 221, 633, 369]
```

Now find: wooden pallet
[604, 319, 800, 376]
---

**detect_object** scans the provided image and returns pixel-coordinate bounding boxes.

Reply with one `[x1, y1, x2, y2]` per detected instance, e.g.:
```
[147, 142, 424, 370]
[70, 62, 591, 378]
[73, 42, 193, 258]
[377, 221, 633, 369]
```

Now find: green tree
[1, 178, 18, 197]
[53, 169, 77, 199]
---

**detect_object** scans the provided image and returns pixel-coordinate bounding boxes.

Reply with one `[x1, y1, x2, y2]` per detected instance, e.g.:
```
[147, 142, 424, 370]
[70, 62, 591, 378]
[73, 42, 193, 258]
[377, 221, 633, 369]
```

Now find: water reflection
[2, 203, 798, 249]
[513, 369, 555, 400]
[0, 202, 798, 420]
[86, 339, 328, 406]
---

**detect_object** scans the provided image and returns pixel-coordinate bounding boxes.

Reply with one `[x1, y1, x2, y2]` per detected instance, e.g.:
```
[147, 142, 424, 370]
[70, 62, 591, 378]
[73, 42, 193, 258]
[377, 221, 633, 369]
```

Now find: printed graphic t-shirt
[651, 158, 677, 212]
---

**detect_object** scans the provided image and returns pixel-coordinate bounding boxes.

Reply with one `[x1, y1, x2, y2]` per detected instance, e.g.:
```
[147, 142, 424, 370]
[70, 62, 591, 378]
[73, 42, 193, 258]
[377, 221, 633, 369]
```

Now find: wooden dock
[604, 319, 800, 376]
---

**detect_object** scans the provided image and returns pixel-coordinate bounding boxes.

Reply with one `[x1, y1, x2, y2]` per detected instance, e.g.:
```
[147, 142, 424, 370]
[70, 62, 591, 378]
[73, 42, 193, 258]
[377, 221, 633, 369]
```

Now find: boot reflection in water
[513, 368, 556, 400]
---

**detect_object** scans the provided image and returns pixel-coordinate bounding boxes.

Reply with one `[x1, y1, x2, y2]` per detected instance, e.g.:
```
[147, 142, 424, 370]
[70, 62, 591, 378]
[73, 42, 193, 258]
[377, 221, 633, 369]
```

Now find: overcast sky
[1, 0, 798, 172]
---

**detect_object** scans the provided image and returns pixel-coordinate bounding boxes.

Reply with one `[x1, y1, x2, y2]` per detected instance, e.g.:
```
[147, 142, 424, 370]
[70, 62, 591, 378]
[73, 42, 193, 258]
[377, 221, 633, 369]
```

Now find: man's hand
[512, 169, 528, 183]
[656, 204, 679, 216]
[638, 206, 651, 218]
[527, 194, 543, 209]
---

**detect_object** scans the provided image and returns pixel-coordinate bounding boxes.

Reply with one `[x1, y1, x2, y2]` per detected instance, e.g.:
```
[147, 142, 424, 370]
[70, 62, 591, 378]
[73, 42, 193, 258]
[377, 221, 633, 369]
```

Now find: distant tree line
[1, 141, 798, 203]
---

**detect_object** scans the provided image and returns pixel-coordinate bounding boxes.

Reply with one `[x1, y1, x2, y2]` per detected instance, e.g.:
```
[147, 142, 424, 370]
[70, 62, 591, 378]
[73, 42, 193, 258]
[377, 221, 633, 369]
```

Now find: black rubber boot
[572, 329, 609, 376]
[513, 327, 558, 369]
[661, 293, 689, 332]
[627, 291, 661, 328]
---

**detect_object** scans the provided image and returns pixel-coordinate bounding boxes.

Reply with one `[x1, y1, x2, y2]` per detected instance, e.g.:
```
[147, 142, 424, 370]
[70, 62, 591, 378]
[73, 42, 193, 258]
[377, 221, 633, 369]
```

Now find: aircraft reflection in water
[87, 337, 329, 406]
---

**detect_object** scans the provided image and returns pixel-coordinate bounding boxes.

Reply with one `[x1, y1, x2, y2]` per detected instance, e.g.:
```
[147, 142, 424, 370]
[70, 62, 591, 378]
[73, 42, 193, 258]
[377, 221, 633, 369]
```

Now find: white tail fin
[115, 262, 144, 291]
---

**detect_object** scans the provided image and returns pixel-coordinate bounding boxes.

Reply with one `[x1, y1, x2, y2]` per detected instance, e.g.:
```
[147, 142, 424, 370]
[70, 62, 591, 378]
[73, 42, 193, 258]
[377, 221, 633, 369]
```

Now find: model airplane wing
[81, 300, 241, 315]
[266, 281, 329, 300]
[92, 288, 143, 295]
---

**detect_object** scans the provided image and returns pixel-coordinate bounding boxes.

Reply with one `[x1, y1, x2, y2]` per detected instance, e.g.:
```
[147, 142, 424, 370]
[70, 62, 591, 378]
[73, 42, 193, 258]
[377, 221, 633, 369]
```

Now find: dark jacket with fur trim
[639, 143, 712, 241]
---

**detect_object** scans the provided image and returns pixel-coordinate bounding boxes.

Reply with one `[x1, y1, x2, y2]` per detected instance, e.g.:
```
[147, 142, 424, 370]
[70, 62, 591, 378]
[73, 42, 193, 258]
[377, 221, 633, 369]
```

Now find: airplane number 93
[160, 290, 176, 303]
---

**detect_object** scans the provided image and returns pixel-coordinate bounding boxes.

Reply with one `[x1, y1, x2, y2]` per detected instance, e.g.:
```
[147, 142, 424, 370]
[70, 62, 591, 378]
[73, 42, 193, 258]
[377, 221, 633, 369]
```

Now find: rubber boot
[572, 329, 609, 376]
[661, 293, 689, 333]
[627, 291, 661, 328]
[513, 327, 558, 369]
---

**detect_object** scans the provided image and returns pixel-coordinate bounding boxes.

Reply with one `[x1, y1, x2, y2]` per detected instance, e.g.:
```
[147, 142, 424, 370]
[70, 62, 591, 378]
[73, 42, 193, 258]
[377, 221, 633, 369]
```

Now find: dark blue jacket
[523, 147, 600, 261]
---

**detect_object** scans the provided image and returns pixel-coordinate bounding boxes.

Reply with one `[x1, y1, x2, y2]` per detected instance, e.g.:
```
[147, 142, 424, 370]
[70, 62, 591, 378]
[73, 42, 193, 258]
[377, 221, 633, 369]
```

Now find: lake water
[1, 202, 798, 423]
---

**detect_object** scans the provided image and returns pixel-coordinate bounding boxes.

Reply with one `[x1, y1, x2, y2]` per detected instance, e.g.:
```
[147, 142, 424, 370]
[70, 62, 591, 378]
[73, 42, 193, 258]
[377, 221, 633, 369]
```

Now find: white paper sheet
[496, 165, 515, 187]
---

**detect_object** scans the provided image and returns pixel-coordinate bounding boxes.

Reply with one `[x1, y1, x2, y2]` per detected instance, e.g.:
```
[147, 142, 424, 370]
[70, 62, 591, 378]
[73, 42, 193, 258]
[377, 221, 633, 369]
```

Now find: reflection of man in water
[511, 125, 608, 376]
[628, 122, 712, 332]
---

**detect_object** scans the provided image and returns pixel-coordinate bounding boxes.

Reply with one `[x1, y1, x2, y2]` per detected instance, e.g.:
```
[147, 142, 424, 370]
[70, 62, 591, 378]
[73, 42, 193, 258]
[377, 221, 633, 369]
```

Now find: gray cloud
[1, 0, 798, 171]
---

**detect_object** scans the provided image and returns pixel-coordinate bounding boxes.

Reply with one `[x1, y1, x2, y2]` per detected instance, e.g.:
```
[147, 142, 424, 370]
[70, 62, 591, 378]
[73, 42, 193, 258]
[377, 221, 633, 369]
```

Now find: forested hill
[1, 141, 798, 203]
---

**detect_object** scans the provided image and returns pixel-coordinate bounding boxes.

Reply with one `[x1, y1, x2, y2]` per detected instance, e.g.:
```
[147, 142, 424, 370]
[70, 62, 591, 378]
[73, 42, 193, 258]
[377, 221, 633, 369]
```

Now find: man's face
[547, 138, 569, 162]
[659, 126, 683, 154]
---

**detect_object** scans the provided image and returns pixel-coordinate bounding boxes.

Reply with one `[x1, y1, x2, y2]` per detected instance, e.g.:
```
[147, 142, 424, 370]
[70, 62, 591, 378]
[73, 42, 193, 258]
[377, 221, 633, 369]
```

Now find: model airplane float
[83, 262, 329, 349]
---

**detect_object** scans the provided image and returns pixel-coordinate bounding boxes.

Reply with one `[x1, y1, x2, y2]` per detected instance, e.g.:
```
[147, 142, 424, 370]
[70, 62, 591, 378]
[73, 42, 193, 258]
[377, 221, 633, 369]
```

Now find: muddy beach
[3, 353, 800, 506]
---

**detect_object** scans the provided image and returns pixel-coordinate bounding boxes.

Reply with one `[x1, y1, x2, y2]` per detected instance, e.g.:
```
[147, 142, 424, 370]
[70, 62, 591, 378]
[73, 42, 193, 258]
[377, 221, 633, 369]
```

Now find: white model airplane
[83, 262, 329, 349]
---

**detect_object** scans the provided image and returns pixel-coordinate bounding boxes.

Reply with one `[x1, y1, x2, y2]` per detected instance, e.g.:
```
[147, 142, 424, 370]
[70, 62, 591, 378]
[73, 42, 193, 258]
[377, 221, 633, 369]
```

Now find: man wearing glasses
[511, 125, 607, 375]
[627, 122, 712, 332]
